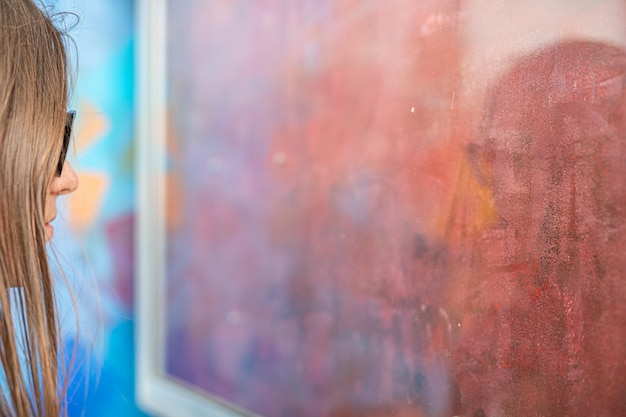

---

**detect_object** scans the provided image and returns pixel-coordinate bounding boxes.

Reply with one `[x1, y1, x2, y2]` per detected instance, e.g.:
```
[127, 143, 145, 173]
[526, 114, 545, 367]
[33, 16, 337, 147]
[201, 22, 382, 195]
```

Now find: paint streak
[106, 214, 135, 313]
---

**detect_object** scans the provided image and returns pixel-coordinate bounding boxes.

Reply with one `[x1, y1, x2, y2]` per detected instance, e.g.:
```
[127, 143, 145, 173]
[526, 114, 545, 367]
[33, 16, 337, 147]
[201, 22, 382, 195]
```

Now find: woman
[0, 0, 78, 416]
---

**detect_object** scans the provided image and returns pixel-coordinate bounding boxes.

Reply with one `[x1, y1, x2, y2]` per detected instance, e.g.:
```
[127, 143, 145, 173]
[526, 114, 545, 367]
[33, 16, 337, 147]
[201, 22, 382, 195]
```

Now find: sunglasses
[56, 110, 76, 176]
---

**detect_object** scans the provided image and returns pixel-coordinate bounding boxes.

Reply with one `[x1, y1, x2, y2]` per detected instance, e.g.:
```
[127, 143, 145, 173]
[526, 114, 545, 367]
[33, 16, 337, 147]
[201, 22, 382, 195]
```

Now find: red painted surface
[451, 41, 626, 417]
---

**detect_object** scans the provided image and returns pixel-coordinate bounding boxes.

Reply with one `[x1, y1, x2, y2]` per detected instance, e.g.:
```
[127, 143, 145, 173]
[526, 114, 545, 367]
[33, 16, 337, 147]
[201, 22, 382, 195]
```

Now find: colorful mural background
[163, 1, 626, 417]
[48, 0, 149, 415]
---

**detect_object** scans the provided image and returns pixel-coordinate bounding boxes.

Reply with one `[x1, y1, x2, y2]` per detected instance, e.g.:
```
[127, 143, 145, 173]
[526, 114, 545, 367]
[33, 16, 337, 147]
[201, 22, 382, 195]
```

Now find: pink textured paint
[164, 2, 626, 417]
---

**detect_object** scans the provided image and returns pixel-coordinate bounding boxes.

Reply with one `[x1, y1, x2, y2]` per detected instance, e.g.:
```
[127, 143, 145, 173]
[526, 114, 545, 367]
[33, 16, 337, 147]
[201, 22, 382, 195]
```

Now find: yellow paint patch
[68, 172, 110, 231]
[438, 159, 497, 240]
[74, 102, 110, 154]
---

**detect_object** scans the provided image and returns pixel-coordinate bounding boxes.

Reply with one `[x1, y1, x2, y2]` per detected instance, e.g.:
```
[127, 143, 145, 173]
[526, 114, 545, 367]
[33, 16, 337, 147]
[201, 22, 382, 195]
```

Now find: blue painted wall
[48, 1, 148, 415]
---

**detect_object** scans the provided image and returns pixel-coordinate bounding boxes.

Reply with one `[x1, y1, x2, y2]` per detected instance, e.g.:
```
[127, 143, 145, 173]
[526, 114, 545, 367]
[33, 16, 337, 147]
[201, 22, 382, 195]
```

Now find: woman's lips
[45, 217, 55, 240]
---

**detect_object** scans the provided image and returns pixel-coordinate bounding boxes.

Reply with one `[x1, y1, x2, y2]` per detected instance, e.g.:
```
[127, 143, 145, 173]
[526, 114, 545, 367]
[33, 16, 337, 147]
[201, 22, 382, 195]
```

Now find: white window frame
[134, 1, 260, 416]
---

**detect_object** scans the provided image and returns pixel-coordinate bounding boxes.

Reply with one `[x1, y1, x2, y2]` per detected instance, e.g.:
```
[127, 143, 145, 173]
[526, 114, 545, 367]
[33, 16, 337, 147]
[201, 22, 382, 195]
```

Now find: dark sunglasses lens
[57, 111, 76, 176]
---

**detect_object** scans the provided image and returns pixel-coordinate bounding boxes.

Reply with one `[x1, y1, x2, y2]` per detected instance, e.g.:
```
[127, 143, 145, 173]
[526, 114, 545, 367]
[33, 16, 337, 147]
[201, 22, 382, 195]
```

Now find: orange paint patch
[68, 172, 110, 231]
[74, 101, 110, 154]
[166, 173, 182, 232]
[434, 155, 497, 241]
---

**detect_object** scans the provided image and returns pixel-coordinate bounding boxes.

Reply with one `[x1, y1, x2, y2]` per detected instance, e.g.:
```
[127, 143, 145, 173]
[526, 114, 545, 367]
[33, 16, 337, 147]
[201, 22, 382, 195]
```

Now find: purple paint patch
[105, 214, 135, 313]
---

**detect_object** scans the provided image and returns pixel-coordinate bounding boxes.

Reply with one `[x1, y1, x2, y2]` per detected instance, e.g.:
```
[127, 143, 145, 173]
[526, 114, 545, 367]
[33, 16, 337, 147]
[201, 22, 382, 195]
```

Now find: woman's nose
[51, 161, 79, 195]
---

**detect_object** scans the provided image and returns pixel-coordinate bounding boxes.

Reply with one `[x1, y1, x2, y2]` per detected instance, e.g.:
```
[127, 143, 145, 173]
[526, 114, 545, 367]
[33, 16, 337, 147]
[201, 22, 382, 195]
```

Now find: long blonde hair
[0, 0, 71, 415]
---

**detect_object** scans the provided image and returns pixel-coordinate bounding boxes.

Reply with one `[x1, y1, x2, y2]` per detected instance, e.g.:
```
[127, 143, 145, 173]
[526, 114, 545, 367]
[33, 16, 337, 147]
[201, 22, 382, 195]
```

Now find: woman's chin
[45, 223, 54, 241]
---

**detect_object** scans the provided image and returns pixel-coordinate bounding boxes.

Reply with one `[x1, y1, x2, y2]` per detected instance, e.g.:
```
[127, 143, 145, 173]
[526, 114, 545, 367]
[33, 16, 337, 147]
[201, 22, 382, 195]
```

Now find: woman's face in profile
[44, 160, 78, 240]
